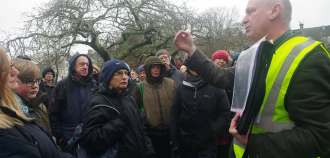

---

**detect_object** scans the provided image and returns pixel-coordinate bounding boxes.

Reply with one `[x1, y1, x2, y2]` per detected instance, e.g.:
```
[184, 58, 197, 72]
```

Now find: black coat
[169, 76, 230, 149]
[81, 82, 155, 158]
[185, 31, 330, 158]
[0, 106, 74, 158]
[165, 64, 184, 87]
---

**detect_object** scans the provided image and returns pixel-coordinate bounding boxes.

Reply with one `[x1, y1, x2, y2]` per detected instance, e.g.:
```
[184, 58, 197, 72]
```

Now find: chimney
[299, 22, 304, 30]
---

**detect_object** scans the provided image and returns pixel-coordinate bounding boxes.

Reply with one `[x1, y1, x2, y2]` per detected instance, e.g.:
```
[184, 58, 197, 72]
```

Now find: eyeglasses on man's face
[159, 56, 169, 60]
[113, 71, 129, 78]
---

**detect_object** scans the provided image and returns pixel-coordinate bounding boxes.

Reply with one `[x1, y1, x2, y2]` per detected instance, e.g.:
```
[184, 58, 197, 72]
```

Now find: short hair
[92, 64, 100, 73]
[265, 0, 292, 26]
[174, 56, 183, 63]
[130, 70, 137, 76]
[12, 58, 40, 82]
[156, 49, 170, 58]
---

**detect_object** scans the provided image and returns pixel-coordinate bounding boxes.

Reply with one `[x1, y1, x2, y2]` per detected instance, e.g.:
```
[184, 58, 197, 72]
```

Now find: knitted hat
[231, 52, 241, 66]
[137, 65, 144, 74]
[212, 50, 229, 62]
[102, 59, 129, 84]
[42, 68, 55, 78]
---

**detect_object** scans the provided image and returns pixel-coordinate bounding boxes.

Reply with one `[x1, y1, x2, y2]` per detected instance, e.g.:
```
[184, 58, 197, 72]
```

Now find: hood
[16, 91, 47, 109]
[143, 56, 166, 85]
[183, 75, 205, 89]
[68, 54, 93, 82]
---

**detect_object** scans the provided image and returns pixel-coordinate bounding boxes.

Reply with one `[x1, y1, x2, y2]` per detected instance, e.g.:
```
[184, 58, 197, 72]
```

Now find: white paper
[231, 36, 267, 123]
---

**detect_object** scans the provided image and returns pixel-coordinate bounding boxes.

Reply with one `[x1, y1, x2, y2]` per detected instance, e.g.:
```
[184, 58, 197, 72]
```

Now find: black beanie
[42, 68, 55, 78]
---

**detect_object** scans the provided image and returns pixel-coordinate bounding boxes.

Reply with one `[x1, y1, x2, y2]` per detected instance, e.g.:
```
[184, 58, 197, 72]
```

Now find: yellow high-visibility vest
[233, 36, 330, 158]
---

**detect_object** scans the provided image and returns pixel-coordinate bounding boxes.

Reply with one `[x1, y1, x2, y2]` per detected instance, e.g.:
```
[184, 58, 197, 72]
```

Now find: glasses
[10, 61, 14, 68]
[113, 71, 129, 78]
[24, 78, 42, 87]
[159, 56, 169, 60]
[0, 61, 15, 72]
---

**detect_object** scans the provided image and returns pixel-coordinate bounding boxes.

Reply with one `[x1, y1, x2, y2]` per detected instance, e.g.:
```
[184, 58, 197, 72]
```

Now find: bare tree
[191, 6, 253, 58]
[6, 0, 194, 65]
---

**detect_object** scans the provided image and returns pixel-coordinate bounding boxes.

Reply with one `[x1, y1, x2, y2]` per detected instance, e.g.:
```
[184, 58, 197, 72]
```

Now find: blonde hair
[0, 48, 32, 129]
[92, 64, 100, 73]
[12, 58, 40, 82]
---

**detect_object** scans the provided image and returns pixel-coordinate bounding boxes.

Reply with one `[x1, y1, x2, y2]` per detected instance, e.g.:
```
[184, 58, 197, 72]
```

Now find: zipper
[156, 89, 164, 131]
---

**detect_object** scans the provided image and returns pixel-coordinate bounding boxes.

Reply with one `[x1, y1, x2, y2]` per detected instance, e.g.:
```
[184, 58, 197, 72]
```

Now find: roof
[293, 25, 330, 38]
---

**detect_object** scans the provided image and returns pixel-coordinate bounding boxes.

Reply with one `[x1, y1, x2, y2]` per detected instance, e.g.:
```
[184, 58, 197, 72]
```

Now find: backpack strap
[87, 94, 120, 116]
[135, 82, 144, 112]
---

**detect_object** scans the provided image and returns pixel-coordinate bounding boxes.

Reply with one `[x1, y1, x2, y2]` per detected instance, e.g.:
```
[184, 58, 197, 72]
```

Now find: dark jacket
[39, 80, 56, 109]
[16, 91, 52, 134]
[133, 57, 177, 135]
[185, 31, 330, 158]
[170, 75, 230, 149]
[126, 78, 139, 95]
[0, 106, 74, 158]
[49, 54, 98, 143]
[165, 64, 184, 87]
[81, 82, 155, 158]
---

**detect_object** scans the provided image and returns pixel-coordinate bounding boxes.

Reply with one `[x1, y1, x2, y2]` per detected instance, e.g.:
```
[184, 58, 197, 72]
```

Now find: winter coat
[0, 105, 74, 158]
[165, 64, 184, 87]
[133, 56, 177, 135]
[16, 91, 52, 134]
[49, 54, 98, 143]
[184, 31, 330, 158]
[39, 80, 56, 109]
[126, 78, 139, 95]
[169, 75, 230, 149]
[81, 82, 155, 158]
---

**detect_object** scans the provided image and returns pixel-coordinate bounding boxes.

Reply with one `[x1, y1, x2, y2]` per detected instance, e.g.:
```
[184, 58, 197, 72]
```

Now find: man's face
[45, 72, 53, 81]
[158, 54, 170, 70]
[213, 58, 228, 68]
[242, 0, 270, 42]
[15, 78, 40, 99]
[150, 64, 161, 78]
[139, 71, 146, 81]
[130, 71, 136, 79]
[73, 56, 89, 78]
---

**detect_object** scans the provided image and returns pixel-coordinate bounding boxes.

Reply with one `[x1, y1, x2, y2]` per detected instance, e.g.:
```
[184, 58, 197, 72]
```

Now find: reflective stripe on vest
[232, 36, 330, 157]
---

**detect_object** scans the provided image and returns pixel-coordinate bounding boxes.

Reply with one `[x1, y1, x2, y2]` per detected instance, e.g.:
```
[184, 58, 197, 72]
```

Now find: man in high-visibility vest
[173, 0, 330, 157]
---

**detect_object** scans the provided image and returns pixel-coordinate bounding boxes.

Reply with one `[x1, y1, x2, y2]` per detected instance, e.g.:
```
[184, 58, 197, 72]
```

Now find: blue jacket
[49, 54, 98, 143]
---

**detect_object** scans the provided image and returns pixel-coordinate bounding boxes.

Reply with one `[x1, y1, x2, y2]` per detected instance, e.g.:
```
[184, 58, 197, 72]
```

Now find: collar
[273, 30, 293, 48]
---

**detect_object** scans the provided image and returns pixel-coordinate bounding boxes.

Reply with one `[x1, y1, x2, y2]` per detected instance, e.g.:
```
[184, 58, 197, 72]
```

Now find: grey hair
[265, 0, 292, 26]
[155, 49, 171, 60]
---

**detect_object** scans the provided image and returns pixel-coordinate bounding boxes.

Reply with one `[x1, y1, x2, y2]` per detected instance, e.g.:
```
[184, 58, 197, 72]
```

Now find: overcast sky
[1, 0, 330, 53]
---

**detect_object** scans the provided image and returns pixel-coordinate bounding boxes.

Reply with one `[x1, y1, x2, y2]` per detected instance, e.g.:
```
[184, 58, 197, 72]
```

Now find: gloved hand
[172, 146, 180, 158]
[116, 113, 129, 124]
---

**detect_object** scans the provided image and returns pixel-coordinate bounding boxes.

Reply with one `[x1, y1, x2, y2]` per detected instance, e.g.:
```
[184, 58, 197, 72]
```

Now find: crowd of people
[1, 0, 330, 158]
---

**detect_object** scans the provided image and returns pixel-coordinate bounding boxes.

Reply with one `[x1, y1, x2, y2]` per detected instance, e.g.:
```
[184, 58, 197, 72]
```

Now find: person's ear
[269, 3, 282, 20]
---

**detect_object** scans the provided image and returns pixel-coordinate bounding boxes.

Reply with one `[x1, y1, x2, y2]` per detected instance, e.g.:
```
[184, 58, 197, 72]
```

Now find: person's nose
[242, 15, 248, 25]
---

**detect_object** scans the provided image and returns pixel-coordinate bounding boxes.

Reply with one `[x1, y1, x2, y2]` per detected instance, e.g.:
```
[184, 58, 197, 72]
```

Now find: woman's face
[139, 71, 146, 81]
[5, 59, 20, 91]
[150, 65, 161, 78]
[15, 78, 40, 99]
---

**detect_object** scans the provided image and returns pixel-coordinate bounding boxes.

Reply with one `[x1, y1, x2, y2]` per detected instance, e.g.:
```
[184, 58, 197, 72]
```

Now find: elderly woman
[12, 58, 51, 134]
[81, 59, 155, 157]
[0, 47, 73, 158]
